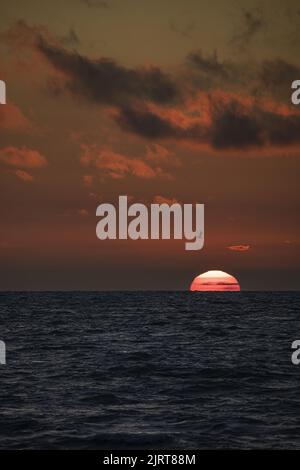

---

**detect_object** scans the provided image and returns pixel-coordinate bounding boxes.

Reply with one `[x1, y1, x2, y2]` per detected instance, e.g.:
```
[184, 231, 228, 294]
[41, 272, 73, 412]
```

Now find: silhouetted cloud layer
[116, 100, 300, 150]
[37, 38, 180, 106]
[0, 146, 47, 168]
[3, 21, 300, 152]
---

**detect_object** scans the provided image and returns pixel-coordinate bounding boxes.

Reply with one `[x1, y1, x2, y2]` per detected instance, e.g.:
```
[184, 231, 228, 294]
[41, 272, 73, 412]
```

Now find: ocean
[0, 291, 299, 449]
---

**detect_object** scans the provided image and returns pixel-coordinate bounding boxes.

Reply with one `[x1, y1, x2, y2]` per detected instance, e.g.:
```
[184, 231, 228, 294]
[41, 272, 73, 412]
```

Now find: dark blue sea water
[0, 291, 300, 449]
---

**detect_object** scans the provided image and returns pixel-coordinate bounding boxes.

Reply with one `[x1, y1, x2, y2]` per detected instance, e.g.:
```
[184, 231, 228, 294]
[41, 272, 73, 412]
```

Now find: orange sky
[0, 0, 300, 290]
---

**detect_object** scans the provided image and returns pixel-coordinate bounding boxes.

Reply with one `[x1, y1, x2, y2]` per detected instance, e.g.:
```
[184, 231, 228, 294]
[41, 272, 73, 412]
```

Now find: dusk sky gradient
[0, 0, 299, 290]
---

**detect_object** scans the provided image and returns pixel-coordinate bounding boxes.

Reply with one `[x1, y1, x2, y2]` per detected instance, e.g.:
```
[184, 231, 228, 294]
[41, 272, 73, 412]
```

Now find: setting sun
[190, 270, 241, 291]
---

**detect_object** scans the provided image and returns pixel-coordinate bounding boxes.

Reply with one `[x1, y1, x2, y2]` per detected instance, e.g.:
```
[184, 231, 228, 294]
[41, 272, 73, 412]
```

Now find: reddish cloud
[82, 174, 93, 187]
[14, 169, 34, 182]
[77, 208, 89, 217]
[3, 21, 300, 157]
[227, 244, 251, 251]
[153, 195, 179, 205]
[80, 145, 170, 179]
[0, 103, 32, 131]
[116, 92, 300, 153]
[146, 143, 178, 164]
[0, 146, 47, 169]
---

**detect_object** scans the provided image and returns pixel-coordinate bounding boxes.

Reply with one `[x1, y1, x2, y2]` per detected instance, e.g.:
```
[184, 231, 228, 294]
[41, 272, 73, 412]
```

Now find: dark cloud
[59, 28, 80, 48]
[259, 59, 300, 101]
[208, 103, 300, 149]
[2, 21, 298, 106]
[3, 21, 300, 151]
[115, 103, 243, 148]
[211, 101, 263, 149]
[116, 106, 177, 139]
[116, 104, 211, 142]
[231, 6, 266, 50]
[261, 110, 300, 146]
[116, 100, 300, 150]
[187, 50, 231, 80]
[37, 38, 180, 106]
[186, 51, 299, 104]
[185, 50, 245, 91]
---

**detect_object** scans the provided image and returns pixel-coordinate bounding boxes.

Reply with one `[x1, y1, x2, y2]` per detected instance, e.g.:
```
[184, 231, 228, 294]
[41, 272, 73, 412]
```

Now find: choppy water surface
[0, 291, 299, 449]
